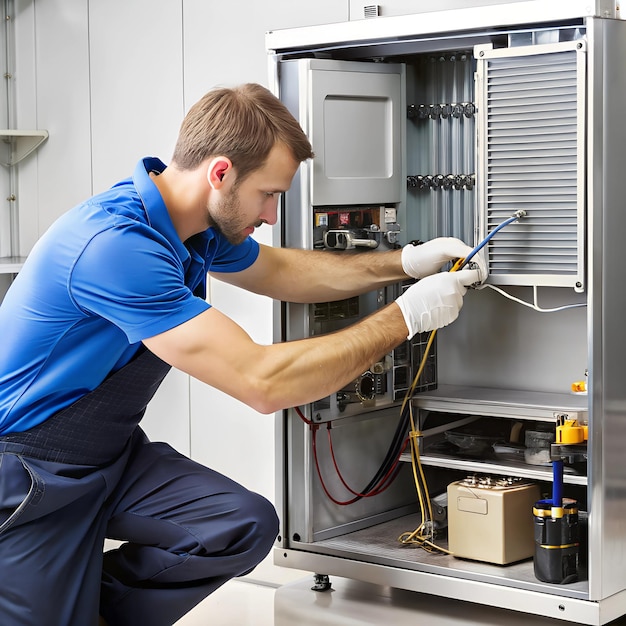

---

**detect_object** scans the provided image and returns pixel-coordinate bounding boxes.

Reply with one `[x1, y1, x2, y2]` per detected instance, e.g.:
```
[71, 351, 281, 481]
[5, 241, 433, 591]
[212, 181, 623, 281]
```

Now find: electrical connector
[460, 210, 527, 269]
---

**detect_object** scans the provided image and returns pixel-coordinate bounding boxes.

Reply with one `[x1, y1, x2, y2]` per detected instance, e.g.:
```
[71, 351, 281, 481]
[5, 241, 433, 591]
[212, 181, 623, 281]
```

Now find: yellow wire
[397, 258, 465, 555]
[397, 333, 448, 552]
[398, 401, 450, 554]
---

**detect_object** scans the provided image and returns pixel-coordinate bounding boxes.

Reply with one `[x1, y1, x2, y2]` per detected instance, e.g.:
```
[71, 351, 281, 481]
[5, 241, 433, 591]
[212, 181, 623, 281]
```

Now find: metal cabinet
[267, 2, 626, 623]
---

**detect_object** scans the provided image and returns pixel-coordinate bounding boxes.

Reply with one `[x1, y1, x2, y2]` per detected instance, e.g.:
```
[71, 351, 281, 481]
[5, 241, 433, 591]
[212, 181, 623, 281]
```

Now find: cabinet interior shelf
[406, 384, 588, 487]
[413, 384, 588, 422]
[0, 130, 49, 167]
[404, 451, 588, 486]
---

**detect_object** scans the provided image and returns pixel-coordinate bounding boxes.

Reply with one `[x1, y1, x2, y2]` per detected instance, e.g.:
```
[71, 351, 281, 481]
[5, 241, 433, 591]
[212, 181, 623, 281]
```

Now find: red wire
[314, 422, 410, 505]
[294, 405, 314, 425]
[293, 405, 409, 506]
[326, 424, 408, 497]
[312, 424, 361, 505]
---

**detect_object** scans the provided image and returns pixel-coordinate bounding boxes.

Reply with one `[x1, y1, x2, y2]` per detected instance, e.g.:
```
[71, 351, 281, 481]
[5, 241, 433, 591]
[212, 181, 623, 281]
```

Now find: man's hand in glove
[401, 237, 486, 282]
[395, 268, 480, 339]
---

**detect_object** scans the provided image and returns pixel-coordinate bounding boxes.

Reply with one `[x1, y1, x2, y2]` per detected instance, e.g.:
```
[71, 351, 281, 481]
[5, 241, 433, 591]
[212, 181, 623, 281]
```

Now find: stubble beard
[207, 189, 259, 246]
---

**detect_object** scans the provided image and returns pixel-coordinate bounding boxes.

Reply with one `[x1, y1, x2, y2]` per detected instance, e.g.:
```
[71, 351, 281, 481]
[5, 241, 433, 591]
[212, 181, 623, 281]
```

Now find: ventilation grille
[363, 5, 380, 18]
[477, 42, 585, 290]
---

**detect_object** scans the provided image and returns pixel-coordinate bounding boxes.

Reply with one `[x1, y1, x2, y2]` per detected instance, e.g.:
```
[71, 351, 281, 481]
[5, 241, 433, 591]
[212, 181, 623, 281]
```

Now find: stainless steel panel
[348, 0, 620, 22]
[585, 17, 626, 602]
[271, 8, 626, 623]
[476, 40, 586, 290]
[284, 406, 420, 543]
[266, 1, 619, 55]
[405, 52, 476, 245]
[273, 545, 620, 625]
[285, 59, 405, 207]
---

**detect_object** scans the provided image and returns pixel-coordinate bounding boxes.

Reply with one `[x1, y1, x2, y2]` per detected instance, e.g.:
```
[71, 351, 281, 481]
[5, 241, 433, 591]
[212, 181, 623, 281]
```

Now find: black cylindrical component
[533, 499, 579, 584]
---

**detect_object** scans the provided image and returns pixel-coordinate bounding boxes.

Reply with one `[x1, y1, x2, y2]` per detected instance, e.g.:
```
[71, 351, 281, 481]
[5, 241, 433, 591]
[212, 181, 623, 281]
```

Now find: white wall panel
[88, 0, 184, 191]
[183, 0, 349, 586]
[12, 0, 350, 587]
[16, 0, 92, 247]
[182, 0, 348, 106]
[12, 1, 190, 453]
[183, 0, 349, 466]
[87, 0, 190, 454]
[0, 2, 12, 263]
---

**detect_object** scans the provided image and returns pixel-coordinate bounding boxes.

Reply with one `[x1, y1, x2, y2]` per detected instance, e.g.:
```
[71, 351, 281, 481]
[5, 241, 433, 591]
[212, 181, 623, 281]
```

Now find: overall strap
[0, 348, 171, 465]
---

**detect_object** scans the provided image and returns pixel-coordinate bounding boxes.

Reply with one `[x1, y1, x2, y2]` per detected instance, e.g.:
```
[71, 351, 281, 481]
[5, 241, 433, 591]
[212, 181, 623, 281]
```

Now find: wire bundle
[294, 211, 529, 552]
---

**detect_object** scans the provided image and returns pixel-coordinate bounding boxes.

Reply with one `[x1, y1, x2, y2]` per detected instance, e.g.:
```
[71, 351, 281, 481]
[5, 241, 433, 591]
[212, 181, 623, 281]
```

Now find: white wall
[182, 0, 348, 585]
[11, 0, 348, 585]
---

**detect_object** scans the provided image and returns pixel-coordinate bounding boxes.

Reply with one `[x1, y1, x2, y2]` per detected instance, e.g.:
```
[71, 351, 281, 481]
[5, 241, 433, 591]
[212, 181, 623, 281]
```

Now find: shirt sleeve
[206, 232, 260, 273]
[70, 223, 210, 343]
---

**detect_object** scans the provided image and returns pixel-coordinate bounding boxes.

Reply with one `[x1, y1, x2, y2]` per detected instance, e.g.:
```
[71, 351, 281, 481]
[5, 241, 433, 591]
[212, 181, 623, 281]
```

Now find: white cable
[477, 283, 587, 313]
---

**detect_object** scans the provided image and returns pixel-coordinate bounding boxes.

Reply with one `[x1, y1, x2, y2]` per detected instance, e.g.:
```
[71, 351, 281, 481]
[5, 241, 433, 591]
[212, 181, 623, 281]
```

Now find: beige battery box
[447, 476, 541, 565]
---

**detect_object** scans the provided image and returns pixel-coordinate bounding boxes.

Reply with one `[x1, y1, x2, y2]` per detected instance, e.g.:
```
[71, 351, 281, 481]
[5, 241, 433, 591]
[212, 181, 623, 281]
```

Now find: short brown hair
[171, 83, 314, 183]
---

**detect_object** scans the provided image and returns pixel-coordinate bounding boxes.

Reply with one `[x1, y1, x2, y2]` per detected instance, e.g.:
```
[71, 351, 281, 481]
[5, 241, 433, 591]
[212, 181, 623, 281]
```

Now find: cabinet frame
[269, 7, 626, 624]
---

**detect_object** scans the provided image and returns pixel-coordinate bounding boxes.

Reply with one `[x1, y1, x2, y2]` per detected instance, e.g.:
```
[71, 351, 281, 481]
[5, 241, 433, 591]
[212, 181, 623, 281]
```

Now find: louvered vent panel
[477, 42, 585, 290]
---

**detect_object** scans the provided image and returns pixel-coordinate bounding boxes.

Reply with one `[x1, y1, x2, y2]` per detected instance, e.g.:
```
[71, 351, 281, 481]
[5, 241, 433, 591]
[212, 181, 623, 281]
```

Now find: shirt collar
[132, 157, 190, 267]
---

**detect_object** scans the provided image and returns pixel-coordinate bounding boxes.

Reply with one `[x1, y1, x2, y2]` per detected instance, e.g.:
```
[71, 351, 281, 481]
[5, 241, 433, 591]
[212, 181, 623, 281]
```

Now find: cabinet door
[475, 40, 587, 292]
[284, 59, 405, 207]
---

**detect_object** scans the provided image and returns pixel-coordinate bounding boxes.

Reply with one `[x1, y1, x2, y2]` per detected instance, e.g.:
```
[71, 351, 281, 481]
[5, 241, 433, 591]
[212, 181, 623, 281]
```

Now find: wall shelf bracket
[0, 129, 49, 167]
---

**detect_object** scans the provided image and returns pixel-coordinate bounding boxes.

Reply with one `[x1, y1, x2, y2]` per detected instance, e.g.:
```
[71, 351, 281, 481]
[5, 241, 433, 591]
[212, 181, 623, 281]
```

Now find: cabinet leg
[311, 573, 332, 591]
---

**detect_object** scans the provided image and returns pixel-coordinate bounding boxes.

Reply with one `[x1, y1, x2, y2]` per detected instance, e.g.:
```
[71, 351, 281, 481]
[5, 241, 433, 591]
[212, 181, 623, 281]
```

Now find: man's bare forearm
[213, 245, 407, 304]
[144, 301, 409, 415]
[235, 301, 408, 413]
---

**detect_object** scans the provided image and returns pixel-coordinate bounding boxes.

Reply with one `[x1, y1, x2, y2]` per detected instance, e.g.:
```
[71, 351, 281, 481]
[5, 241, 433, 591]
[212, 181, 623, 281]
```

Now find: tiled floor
[175, 576, 626, 626]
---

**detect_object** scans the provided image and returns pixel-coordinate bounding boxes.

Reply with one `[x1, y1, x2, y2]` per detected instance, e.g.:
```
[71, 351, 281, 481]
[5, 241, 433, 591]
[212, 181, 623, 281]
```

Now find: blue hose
[552, 459, 564, 507]
[459, 210, 526, 270]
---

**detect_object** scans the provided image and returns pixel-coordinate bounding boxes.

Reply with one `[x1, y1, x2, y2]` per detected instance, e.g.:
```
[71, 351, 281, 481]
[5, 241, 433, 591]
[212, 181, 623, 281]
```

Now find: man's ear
[207, 157, 233, 189]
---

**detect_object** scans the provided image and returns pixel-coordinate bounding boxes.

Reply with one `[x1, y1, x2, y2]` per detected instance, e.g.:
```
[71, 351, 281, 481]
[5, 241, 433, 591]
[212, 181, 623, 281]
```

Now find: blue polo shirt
[0, 157, 259, 435]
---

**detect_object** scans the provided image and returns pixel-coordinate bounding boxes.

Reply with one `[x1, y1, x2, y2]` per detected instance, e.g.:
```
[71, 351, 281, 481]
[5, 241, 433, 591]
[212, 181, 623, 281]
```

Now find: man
[0, 83, 482, 625]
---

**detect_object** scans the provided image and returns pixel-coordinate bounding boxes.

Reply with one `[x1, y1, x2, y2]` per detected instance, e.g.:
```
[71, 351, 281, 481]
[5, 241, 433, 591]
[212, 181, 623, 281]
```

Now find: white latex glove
[402, 237, 486, 281]
[395, 269, 480, 339]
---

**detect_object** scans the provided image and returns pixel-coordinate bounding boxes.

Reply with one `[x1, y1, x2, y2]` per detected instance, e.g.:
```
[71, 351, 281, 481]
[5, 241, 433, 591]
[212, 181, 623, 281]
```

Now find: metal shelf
[0, 131, 48, 276]
[408, 386, 588, 485]
[309, 513, 589, 599]
[413, 384, 588, 422]
[404, 451, 588, 486]
[0, 256, 26, 273]
[0, 129, 49, 166]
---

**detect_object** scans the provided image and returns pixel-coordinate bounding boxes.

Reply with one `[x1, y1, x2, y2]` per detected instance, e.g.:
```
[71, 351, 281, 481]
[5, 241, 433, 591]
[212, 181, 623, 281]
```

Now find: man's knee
[227, 490, 279, 576]
[230, 489, 279, 553]
[188, 487, 279, 564]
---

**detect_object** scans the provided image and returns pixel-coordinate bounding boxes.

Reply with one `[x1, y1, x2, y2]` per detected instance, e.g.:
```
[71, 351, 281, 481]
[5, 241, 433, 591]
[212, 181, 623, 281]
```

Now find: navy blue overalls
[0, 347, 279, 625]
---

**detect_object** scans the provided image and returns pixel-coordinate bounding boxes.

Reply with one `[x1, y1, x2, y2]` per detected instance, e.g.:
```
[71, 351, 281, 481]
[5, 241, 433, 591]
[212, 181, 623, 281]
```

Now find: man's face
[207, 143, 299, 245]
